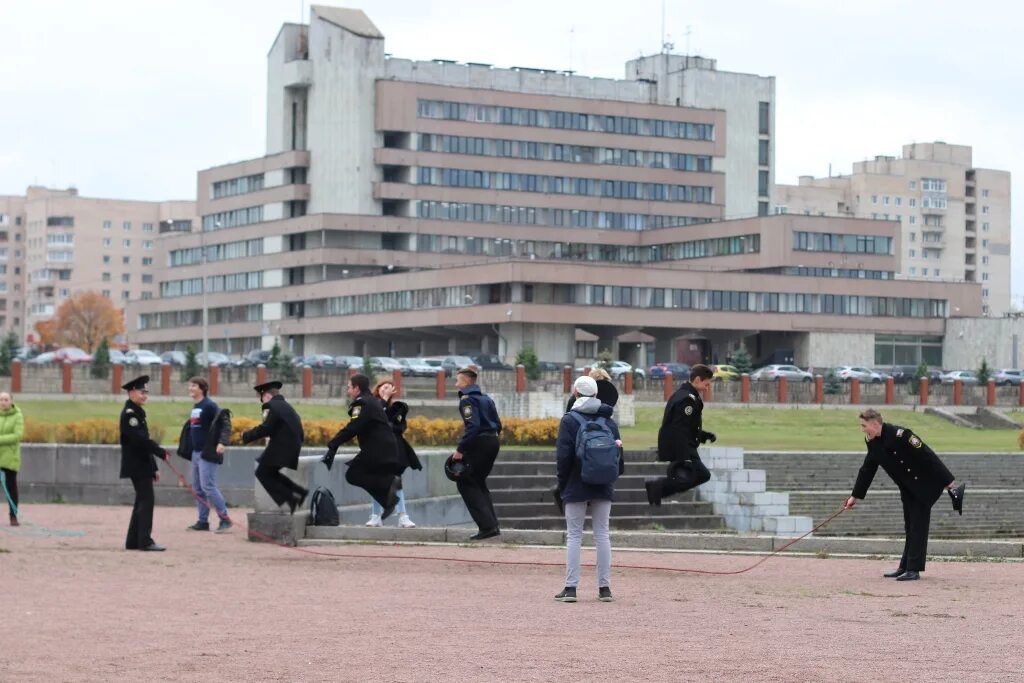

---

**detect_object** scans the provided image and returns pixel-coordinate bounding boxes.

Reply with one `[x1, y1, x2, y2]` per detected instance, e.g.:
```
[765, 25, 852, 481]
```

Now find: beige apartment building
[0, 186, 196, 344]
[774, 142, 1012, 316]
[126, 5, 986, 369]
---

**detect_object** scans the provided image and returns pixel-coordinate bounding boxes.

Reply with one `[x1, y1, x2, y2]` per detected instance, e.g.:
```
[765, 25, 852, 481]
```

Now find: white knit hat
[573, 376, 598, 397]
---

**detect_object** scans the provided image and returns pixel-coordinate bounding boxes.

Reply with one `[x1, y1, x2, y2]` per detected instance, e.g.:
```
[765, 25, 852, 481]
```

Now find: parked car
[648, 363, 690, 380]
[422, 357, 446, 375]
[371, 356, 404, 373]
[293, 354, 336, 368]
[161, 351, 186, 367]
[577, 360, 645, 380]
[834, 366, 884, 383]
[441, 355, 478, 376]
[196, 351, 231, 367]
[537, 360, 567, 372]
[234, 349, 273, 368]
[465, 353, 514, 371]
[750, 365, 813, 382]
[940, 370, 979, 385]
[108, 349, 126, 365]
[27, 351, 57, 365]
[712, 364, 739, 382]
[54, 347, 92, 364]
[993, 369, 1023, 386]
[125, 349, 163, 366]
[333, 355, 364, 370]
[398, 358, 437, 377]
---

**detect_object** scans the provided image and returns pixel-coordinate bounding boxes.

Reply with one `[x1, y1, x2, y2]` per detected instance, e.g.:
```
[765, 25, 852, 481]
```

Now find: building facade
[127, 6, 985, 369]
[774, 142, 1012, 316]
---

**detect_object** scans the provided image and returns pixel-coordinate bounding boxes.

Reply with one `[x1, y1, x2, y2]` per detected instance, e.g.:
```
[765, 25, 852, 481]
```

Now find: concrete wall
[498, 322, 574, 364]
[796, 331, 875, 367]
[945, 317, 1024, 369]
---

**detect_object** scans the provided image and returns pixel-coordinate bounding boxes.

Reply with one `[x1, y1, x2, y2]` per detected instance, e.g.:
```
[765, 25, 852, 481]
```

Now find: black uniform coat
[565, 379, 619, 414]
[119, 400, 165, 479]
[852, 423, 955, 502]
[241, 395, 304, 470]
[327, 391, 400, 472]
[176, 408, 233, 463]
[657, 382, 712, 462]
[385, 400, 422, 473]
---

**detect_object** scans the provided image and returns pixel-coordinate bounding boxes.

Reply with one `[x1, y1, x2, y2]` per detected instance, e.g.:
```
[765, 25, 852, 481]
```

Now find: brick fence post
[302, 366, 313, 398]
[11, 360, 21, 394]
[986, 379, 996, 407]
[161, 362, 171, 396]
[392, 368, 403, 397]
[515, 365, 526, 393]
[436, 370, 446, 400]
[953, 379, 963, 406]
[62, 361, 73, 394]
[209, 365, 220, 396]
[562, 366, 572, 394]
[256, 364, 267, 387]
[777, 376, 788, 404]
[624, 371, 633, 395]
[814, 375, 824, 404]
[111, 362, 123, 395]
[849, 377, 860, 405]
[884, 377, 895, 405]
[741, 374, 750, 403]
[663, 371, 673, 401]
[919, 378, 929, 406]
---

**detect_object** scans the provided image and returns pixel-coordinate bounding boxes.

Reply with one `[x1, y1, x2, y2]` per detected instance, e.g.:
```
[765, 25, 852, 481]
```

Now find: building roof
[311, 5, 383, 39]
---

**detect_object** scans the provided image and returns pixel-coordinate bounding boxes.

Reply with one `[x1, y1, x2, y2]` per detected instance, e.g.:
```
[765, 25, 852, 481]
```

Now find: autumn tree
[52, 291, 124, 352]
[35, 319, 59, 349]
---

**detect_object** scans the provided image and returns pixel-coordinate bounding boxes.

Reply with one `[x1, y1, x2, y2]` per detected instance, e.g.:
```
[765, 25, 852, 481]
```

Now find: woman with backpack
[553, 376, 623, 603]
[364, 379, 422, 528]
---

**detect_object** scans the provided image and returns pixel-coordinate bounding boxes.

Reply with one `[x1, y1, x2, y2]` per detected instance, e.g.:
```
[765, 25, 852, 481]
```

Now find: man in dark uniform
[645, 363, 717, 507]
[321, 374, 402, 520]
[119, 375, 169, 551]
[845, 408, 966, 581]
[241, 380, 308, 514]
[452, 367, 503, 540]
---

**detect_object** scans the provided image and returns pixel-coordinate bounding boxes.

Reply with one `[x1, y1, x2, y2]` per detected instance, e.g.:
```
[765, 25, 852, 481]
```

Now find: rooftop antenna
[684, 24, 692, 55]
[568, 25, 574, 73]
[660, 0, 674, 53]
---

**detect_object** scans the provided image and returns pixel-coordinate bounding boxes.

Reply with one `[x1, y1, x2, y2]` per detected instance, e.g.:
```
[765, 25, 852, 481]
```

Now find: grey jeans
[564, 499, 612, 589]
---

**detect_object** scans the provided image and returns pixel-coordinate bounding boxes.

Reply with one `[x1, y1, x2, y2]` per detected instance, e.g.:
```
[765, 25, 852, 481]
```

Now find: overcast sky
[1, 0, 1021, 301]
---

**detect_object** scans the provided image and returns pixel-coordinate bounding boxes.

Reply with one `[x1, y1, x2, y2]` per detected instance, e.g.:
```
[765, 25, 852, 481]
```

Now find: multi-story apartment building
[128, 6, 982, 369]
[0, 186, 196, 343]
[774, 142, 1012, 316]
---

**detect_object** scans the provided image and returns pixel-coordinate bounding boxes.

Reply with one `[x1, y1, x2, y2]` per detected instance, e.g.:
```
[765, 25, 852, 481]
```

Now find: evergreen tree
[731, 346, 753, 375]
[913, 362, 930, 397]
[515, 347, 541, 380]
[91, 338, 112, 379]
[597, 349, 614, 372]
[977, 358, 991, 385]
[362, 354, 375, 378]
[268, 339, 298, 383]
[0, 331, 16, 377]
[183, 345, 201, 382]
[824, 368, 843, 395]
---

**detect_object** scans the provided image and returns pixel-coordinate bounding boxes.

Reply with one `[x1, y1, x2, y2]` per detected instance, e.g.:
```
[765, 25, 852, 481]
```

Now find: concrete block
[724, 514, 752, 532]
[304, 525, 450, 543]
[747, 469, 766, 483]
[731, 481, 766, 493]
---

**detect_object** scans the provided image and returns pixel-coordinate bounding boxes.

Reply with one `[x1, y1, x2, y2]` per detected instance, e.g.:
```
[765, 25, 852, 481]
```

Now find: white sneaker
[398, 514, 416, 528]
[365, 514, 382, 527]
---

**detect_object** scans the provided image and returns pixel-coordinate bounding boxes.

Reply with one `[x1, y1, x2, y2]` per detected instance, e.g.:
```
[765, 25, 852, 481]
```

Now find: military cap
[254, 380, 283, 393]
[121, 375, 150, 392]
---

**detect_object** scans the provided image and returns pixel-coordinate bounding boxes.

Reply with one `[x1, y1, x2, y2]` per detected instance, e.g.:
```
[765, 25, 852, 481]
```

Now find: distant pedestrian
[179, 377, 233, 533]
[0, 392, 25, 527]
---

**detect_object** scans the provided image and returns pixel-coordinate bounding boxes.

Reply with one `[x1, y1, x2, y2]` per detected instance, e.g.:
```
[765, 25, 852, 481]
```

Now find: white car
[399, 358, 436, 377]
[834, 366, 883, 383]
[125, 349, 163, 366]
[940, 370, 979, 385]
[576, 360, 646, 379]
[750, 365, 813, 382]
[372, 356, 404, 372]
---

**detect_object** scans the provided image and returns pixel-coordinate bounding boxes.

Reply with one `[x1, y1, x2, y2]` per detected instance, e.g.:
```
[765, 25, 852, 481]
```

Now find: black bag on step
[309, 486, 339, 526]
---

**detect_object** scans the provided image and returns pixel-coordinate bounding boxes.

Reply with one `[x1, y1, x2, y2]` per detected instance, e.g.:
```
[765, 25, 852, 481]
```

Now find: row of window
[418, 167, 715, 204]
[211, 173, 265, 199]
[792, 231, 893, 255]
[416, 133, 714, 171]
[138, 304, 262, 330]
[160, 272, 264, 298]
[415, 200, 708, 231]
[417, 99, 715, 141]
[169, 238, 264, 267]
[775, 267, 894, 280]
[202, 206, 263, 231]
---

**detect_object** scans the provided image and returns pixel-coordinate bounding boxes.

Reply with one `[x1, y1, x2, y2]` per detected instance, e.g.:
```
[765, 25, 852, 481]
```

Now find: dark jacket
[177, 408, 232, 464]
[326, 391, 400, 472]
[385, 400, 422, 473]
[657, 382, 714, 462]
[119, 399, 165, 479]
[457, 384, 502, 452]
[852, 423, 955, 503]
[565, 379, 619, 414]
[241, 394, 304, 470]
[556, 399, 623, 503]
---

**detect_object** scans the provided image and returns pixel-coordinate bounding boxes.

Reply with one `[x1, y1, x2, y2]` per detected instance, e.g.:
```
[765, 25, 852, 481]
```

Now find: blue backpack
[569, 412, 620, 485]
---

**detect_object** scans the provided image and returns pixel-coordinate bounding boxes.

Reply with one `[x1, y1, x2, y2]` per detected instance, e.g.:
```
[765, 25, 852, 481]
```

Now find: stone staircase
[744, 451, 1024, 538]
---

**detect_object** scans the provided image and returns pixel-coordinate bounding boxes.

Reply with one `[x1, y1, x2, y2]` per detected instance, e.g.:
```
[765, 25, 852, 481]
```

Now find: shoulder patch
[462, 404, 473, 418]
[909, 435, 922, 448]
[351, 405, 362, 418]
[395, 414, 403, 422]
[262, 409, 270, 420]
[684, 405, 694, 416]
[688, 393, 697, 400]
[128, 417, 139, 427]
[125, 408, 134, 414]
[896, 428, 904, 437]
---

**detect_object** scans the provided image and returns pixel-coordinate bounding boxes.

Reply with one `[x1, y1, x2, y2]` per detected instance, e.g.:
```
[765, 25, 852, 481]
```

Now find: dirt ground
[2, 504, 1022, 683]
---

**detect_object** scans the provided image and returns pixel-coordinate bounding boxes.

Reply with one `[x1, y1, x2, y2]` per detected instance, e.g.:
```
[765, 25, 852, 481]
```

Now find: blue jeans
[192, 452, 228, 523]
[370, 488, 407, 515]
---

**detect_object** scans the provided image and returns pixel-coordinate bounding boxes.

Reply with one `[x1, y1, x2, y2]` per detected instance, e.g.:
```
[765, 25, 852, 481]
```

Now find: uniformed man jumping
[645, 363, 717, 507]
[119, 375, 169, 551]
[241, 380, 308, 514]
[321, 374, 402, 520]
[844, 408, 966, 582]
[452, 367, 503, 540]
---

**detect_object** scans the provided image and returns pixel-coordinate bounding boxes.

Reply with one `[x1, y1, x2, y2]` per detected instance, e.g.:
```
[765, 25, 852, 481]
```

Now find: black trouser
[126, 475, 155, 550]
[345, 462, 399, 511]
[457, 434, 501, 532]
[255, 463, 307, 508]
[899, 490, 937, 572]
[658, 454, 711, 499]
[2, 468, 17, 517]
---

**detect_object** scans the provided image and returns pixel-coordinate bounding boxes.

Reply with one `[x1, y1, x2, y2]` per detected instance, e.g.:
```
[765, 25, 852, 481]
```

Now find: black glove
[701, 430, 717, 444]
[321, 449, 337, 471]
[551, 484, 565, 516]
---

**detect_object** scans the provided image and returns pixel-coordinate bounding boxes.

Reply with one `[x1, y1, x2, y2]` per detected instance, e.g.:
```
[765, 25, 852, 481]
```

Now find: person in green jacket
[0, 391, 25, 526]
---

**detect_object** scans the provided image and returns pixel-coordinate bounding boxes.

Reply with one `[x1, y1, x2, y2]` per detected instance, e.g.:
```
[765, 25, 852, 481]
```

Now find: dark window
[758, 140, 770, 166]
[758, 201, 769, 217]
[758, 170, 770, 196]
[758, 102, 770, 134]
[47, 216, 74, 227]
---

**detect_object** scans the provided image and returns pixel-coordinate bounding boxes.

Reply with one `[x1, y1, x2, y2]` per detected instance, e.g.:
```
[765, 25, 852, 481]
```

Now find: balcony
[281, 59, 312, 88]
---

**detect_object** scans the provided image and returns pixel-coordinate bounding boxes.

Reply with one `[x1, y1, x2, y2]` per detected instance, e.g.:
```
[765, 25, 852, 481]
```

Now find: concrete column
[741, 374, 751, 403]
[919, 378, 929, 406]
[160, 362, 171, 396]
[515, 365, 526, 393]
[953, 379, 963, 406]
[663, 371, 673, 401]
[302, 366, 313, 398]
[256, 364, 267, 387]
[1019, 380, 1024, 408]
[210, 365, 220, 396]
[884, 377, 895, 405]
[436, 370, 446, 400]
[849, 378, 860, 405]
[111, 363, 123, 395]
[11, 360, 21, 394]
[777, 376, 788, 404]
[392, 369, 403, 397]
[62, 361, 72, 394]
[562, 366, 572, 394]
[814, 375, 823, 404]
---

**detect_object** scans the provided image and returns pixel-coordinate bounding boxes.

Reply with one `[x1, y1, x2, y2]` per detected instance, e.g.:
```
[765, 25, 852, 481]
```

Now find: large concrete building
[774, 142, 1012, 316]
[127, 5, 986, 369]
[0, 187, 196, 343]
